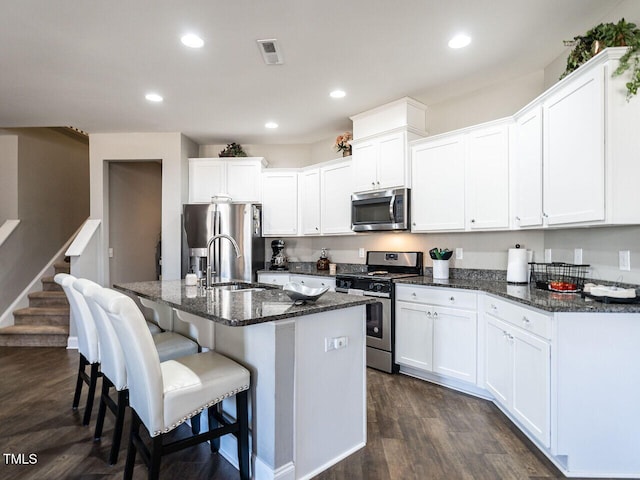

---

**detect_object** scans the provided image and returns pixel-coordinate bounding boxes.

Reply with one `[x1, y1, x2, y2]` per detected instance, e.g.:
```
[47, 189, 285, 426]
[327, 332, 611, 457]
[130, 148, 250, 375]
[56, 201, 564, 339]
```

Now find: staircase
[0, 260, 70, 347]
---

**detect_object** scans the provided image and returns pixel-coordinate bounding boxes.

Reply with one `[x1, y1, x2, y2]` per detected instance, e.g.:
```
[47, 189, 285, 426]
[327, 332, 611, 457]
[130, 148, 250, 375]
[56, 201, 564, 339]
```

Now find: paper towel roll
[507, 248, 529, 284]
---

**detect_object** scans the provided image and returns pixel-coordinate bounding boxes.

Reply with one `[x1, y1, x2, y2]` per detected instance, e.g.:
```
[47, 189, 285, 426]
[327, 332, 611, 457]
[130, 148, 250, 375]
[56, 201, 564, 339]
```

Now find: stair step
[42, 276, 63, 292]
[0, 325, 68, 347]
[54, 261, 71, 275]
[14, 307, 70, 326]
[28, 291, 69, 307]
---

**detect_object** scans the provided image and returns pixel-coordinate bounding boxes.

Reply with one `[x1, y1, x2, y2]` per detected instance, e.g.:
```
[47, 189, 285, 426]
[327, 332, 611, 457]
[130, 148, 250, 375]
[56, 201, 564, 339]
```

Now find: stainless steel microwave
[351, 188, 410, 232]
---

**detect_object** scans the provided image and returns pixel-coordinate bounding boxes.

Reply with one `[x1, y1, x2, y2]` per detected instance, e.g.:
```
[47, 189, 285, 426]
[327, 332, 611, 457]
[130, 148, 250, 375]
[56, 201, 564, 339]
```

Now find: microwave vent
[257, 39, 284, 65]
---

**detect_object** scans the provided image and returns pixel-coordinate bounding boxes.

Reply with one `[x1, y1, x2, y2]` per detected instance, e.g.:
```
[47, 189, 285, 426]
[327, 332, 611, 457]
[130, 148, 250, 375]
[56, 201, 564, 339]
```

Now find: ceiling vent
[257, 39, 284, 65]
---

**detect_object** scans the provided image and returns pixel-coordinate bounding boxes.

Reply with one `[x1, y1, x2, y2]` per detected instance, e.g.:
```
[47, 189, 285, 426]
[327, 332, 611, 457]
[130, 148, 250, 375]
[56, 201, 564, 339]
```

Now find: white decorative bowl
[283, 282, 329, 303]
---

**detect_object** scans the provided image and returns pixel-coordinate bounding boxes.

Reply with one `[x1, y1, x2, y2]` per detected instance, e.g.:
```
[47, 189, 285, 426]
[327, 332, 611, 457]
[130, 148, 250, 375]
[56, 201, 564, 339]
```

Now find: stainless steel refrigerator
[182, 202, 264, 282]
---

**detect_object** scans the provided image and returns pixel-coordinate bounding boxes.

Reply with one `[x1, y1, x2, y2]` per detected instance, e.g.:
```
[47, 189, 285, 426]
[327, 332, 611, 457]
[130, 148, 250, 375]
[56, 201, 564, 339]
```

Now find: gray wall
[0, 128, 89, 314]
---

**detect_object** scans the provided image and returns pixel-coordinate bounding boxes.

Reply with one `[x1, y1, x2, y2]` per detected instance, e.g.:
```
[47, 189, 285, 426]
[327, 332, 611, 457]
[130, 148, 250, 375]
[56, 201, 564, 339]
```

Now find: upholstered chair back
[74, 279, 128, 391]
[55, 273, 99, 363]
[93, 289, 164, 434]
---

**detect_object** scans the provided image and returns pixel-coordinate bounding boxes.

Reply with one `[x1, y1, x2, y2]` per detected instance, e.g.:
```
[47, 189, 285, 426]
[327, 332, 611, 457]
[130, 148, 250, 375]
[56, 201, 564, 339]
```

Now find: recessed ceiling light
[145, 93, 163, 103]
[181, 34, 204, 48]
[330, 90, 346, 98]
[448, 33, 471, 49]
[265, 122, 278, 129]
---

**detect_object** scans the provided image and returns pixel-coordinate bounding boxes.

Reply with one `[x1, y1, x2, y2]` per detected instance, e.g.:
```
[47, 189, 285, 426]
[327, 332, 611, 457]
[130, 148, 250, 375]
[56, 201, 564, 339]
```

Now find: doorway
[108, 161, 162, 286]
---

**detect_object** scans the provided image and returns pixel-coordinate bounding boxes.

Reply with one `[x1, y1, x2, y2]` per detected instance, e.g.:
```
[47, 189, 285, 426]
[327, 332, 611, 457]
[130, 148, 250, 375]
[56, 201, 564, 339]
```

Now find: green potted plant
[561, 18, 640, 100]
[219, 142, 248, 157]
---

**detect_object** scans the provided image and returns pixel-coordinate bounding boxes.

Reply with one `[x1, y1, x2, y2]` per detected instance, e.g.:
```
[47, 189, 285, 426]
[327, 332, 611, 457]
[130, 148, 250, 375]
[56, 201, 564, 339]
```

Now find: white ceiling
[0, 0, 630, 145]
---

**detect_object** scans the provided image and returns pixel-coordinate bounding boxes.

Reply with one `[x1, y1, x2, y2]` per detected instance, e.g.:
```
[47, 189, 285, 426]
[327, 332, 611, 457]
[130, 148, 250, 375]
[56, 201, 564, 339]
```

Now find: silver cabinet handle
[449, 296, 455, 302]
[491, 304, 498, 310]
[515, 216, 521, 221]
[426, 311, 432, 317]
[411, 292, 417, 297]
[522, 316, 530, 324]
[543, 213, 549, 218]
[433, 311, 438, 318]
[470, 219, 476, 224]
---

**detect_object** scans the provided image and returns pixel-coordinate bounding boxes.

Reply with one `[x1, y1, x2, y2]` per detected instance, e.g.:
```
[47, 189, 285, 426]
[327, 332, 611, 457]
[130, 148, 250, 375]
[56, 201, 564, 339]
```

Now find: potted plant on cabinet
[219, 142, 248, 157]
[561, 18, 640, 100]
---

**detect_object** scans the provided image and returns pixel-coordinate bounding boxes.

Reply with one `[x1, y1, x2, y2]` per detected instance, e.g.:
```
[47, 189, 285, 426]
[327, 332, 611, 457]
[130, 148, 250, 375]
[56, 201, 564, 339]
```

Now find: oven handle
[344, 288, 390, 299]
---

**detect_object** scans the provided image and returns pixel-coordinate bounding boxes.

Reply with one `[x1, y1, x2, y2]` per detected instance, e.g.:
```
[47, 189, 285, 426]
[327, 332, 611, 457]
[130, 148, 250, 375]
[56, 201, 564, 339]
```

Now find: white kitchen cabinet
[395, 285, 477, 384]
[289, 274, 336, 291]
[543, 64, 605, 226]
[512, 104, 543, 227]
[395, 300, 433, 371]
[320, 159, 354, 235]
[410, 119, 510, 233]
[466, 122, 510, 230]
[262, 170, 298, 236]
[352, 130, 408, 192]
[188, 157, 266, 203]
[484, 296, 551, 448]
[257, 272, 290, 286]
[410, 134, 466, 231]
[299, 168, 321, 235]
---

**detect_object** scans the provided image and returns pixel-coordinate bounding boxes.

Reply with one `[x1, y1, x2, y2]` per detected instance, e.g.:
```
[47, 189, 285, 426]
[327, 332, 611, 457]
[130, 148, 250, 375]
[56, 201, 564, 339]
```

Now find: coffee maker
[269, 239, 288, 270]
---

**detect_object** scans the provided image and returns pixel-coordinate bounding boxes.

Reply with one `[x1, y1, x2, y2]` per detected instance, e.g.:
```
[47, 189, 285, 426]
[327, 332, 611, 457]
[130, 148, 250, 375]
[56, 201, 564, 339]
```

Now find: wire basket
[529, 262, 590, 293]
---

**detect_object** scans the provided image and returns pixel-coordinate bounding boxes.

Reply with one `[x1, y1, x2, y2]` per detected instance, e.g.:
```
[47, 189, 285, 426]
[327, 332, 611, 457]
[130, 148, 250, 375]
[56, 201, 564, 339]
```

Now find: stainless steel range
[335, 251, 423, 373]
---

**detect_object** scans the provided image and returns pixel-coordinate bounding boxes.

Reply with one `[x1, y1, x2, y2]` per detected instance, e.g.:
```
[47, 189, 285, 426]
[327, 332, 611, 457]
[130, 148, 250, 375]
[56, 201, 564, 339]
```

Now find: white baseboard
[66, 336, 78, 350]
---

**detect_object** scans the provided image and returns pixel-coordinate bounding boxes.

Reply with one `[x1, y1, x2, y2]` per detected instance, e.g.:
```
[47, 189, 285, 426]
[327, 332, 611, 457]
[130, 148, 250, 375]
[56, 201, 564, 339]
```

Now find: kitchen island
[115, 279, 375, 480]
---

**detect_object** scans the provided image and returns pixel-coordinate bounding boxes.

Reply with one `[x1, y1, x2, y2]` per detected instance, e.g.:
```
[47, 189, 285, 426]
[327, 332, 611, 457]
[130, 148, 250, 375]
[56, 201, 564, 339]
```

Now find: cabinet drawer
[257, 273, 290, 286]
[395, 285, 477, 310]
[484, 295, 551, 340]
[289, 274, 336, 291]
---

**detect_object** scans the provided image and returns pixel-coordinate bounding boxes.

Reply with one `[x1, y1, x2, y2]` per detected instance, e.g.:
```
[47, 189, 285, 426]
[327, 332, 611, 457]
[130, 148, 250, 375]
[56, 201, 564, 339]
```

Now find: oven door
[365, 297, 391, 352]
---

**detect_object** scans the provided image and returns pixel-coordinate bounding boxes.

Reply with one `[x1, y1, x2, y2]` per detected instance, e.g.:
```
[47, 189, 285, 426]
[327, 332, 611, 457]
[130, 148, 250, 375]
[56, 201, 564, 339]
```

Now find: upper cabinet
[320, 159, 354, 235]
[466, 123, 510, 230]
[543, 65, 605, 226]
[261, 170, 298, 236]
[352, 131, 408, 192]
[298, 158, 355, 236]
[188, 157, 267, 203]
[410, 119, 511, 233]
[350, 97, 428, 193]
[512, 104, 543, 228]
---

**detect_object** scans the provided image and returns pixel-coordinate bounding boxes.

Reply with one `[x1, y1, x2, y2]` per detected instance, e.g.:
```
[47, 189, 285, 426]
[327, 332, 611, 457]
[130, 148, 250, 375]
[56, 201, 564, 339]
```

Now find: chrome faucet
[206, 233, 242, 289]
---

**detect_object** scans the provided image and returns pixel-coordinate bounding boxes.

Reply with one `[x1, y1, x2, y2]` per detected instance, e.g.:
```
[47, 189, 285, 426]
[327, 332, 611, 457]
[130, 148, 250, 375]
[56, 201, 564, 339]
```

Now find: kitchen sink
[211, 282, 275, 293]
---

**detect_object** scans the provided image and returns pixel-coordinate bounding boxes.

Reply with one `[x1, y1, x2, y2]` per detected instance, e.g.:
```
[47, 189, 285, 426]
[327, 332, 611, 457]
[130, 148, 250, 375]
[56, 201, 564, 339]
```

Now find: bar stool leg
[109, 389, 128, 465]
[82, 363, 100, 426]
[72, 355, 88, 410]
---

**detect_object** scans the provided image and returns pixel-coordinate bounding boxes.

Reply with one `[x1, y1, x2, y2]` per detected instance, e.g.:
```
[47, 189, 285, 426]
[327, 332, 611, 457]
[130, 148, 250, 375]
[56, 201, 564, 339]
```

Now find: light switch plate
[358, 248, 365, 258]
[455, 248, 463, 260]
[619, 250, 631, 271]
[574, 248, 583, 264]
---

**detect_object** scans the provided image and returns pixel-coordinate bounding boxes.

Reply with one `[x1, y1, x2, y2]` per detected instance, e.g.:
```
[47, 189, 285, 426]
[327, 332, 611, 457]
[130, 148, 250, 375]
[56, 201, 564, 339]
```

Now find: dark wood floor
[0, 347, 590, 479]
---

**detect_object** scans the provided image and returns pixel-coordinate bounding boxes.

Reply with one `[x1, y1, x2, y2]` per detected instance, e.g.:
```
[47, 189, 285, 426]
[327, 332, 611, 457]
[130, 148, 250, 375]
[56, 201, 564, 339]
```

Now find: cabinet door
[351, 141, 378, 192]
[433, 306, 477, 383]
[377, 131, 406, 190]
[484, 315, 512, 406]
[395, 301, 433, 371]
[466, 124, 510, 230]
[300, 169, 321, 235]
[410, 135, 466, 231]
[262, 172, 298, 236]
[189, 159, 225, 203]
[226, 160, 262, 202]
[321, 161, 354, 235]
[513, 106, 543, 227]
[512, 328, 551, 448]
[543, 66, 605, 225]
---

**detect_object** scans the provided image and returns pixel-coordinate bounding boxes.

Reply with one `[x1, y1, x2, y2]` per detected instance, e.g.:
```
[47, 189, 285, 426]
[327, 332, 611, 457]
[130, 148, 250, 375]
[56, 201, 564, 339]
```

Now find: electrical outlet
[455, 248, 463, 260]
[108, 247, 114, 258]
[358, 248, 365, 258]
[544, 249, 552, 263]
[325, 336, 348, 352]
[619, 250, 631, 271]
[574, 248, 583, 264]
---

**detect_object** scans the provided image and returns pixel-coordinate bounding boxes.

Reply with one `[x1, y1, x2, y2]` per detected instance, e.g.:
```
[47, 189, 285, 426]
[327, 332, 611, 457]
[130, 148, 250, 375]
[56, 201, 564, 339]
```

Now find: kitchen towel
[507, 248, 529, 284]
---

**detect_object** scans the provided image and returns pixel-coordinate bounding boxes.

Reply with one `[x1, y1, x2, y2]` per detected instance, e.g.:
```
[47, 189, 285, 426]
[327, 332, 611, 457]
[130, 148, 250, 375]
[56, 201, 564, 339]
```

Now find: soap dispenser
[317, 248, 330, 271]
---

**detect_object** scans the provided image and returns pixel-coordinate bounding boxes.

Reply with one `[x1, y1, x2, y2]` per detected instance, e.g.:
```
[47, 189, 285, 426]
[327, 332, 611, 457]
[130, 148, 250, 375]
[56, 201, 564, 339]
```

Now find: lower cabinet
[395, 286, 477, 384]
[257, 272, 290, 286]
[484, 296, 551, 448]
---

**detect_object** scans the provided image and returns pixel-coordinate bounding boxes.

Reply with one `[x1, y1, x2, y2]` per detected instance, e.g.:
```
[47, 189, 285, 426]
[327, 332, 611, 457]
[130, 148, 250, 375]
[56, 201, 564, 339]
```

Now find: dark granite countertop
[114, 279, 376, 327]
[396, 276, 640, 314]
